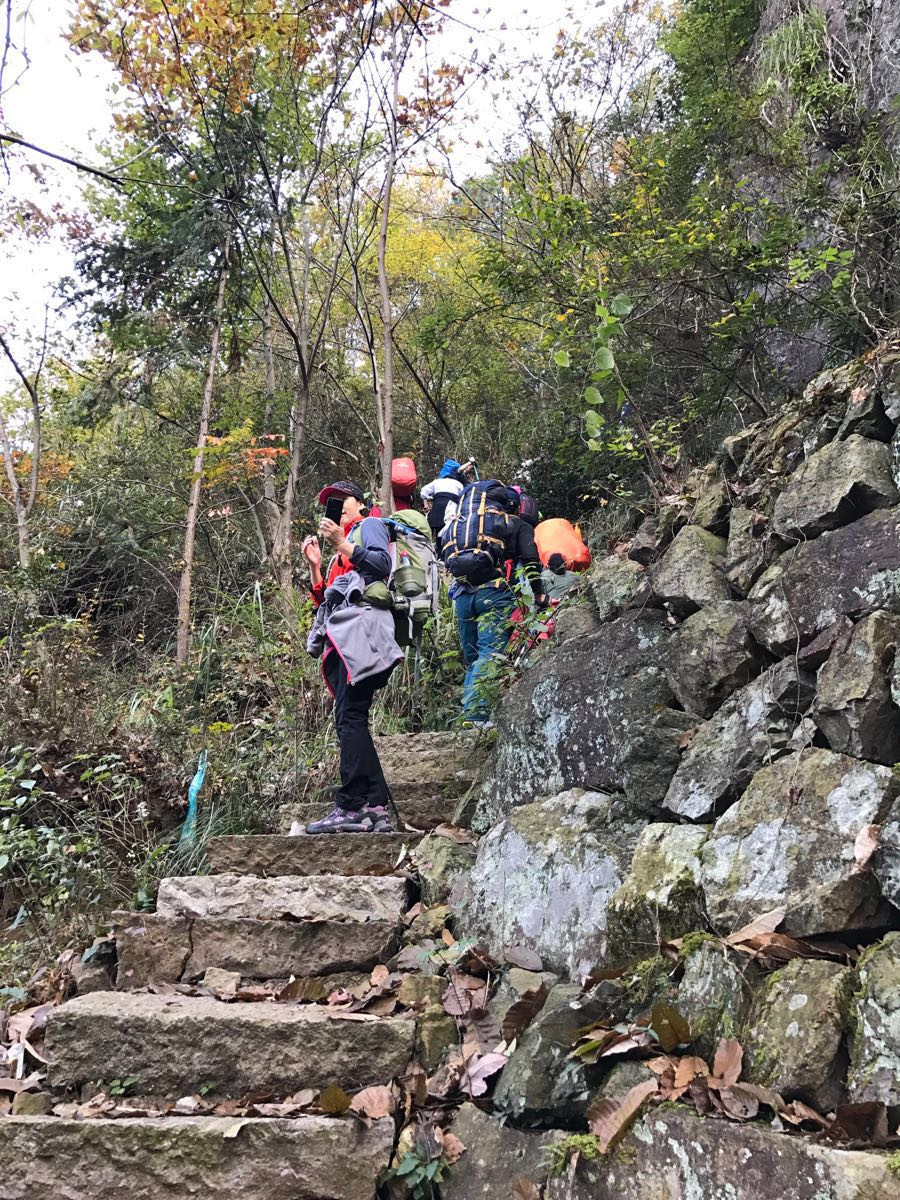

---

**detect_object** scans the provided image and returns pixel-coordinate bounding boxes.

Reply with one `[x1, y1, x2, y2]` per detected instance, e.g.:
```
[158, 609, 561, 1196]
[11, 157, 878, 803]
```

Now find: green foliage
[547, 1134, 603, 1177]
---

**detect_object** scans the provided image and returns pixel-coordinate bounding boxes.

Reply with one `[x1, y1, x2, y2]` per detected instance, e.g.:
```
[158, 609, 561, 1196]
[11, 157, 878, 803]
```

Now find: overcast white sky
[0, 0, 608, 385]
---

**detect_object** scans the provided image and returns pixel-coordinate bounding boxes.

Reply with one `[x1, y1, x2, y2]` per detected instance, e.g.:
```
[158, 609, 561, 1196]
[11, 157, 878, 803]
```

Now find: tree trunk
[0, 410, 30, 569]
[375, 24, 399, 515]
[175, 246, 229, 665]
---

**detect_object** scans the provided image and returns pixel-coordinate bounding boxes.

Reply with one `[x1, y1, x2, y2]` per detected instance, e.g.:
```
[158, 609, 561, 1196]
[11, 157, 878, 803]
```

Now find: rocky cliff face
[450, 339, 900, 1190]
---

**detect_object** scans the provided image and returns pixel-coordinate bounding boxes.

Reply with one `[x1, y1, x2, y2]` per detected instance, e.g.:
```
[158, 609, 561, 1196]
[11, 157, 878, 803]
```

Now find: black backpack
[440, 480, 514, 583]
[517, 493, 539, 527]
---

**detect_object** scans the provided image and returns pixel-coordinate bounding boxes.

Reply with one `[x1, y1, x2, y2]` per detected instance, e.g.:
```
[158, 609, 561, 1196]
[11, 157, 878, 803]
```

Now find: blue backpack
[440, 480, 514, 583]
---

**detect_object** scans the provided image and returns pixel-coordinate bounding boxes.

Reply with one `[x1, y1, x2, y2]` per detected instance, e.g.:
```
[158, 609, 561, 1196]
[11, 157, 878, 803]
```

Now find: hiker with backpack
[301, 480, 403, 834]
[421, 457, 477, 543]
[440, 479, 548, 729]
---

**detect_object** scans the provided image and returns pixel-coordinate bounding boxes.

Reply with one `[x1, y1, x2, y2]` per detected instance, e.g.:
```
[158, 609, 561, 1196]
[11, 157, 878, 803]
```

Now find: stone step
[279, 730, 490, 832]
[1, 1114, 393, 1200]
[46, 992, 415, 1097]
[543, 1107, 900, 1199]
[207, 833, 418, 877]
[114, 911, 399, 987]
[156, 873, 408, 923]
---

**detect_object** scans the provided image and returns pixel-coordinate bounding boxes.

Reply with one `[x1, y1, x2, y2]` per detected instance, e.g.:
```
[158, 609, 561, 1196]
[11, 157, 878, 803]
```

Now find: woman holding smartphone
[301, 480, 402, 834]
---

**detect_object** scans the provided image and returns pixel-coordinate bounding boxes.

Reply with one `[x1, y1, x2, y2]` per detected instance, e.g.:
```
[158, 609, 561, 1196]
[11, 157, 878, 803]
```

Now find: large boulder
[605, 824, 709, 964]
[744, 958, 852, 1112]
[725, 506, 772, 595]
[847, 933, 900, 1108]
[645, 525, 730, 615]
[771, 433, 898, 541]
[589, 555, 644, 621]
[412, 833, 475, 909]
[544, 1107, 900, 1200]
[700, 749, 899, 937]
[664, 601, 765, 718]
[618, 708, 701, 817]
[460, 790, 645, 979]
[812, 610, 900, 764]
[676, 939, 757, 1063]
[475, 610, 674, 828]
[663, 660, 816, 823]
[493, 983, 608, 1121]
[442, 1104, 565, 1200]
[692, 479, 731, 532]
[748, 505, 900, 654]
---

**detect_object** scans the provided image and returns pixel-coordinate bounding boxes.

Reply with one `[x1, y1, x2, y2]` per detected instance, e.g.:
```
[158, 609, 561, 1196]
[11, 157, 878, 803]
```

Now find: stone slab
[46, 992, 415, 1096]
[114, 912, 399, 986]
[207, 833, 418, 877]
[545, 1108, 900, 1199]
[283, 797, 452, 832]
[156, 874, 407, 923]
[0, 1115, 394, 1200]
[442, 1103, 566, 1200]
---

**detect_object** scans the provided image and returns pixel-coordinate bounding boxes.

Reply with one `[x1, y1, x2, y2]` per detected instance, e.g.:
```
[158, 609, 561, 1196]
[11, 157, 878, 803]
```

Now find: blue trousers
[454, 584, 516, 720]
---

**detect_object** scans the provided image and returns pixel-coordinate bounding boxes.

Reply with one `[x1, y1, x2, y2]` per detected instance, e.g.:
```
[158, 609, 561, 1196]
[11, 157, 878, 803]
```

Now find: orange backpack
[534, 518, 592, 571]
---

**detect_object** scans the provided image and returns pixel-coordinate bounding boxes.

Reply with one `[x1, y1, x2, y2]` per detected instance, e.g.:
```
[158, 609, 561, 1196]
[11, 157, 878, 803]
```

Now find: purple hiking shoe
[305, 803, 395, 835]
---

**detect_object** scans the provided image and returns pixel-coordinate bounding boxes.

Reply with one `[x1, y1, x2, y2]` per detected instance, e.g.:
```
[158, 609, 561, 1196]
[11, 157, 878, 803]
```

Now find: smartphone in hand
[324, 496, 344, 526]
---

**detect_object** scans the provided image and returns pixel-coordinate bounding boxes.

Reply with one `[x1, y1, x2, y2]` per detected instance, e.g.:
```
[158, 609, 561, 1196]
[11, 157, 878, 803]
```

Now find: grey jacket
[307, 570, 403, 684]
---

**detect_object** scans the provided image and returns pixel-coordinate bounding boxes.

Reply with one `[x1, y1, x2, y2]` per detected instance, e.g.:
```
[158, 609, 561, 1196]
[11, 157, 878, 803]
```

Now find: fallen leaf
[851, 824, 881, 875]
[436, 1128, 466, 1164]
[503, 945, 543, 972]
[0, 1073, 42, 1094]
[650, 1003, 691, 1053]
[442, 928, 457, 948]
[678, 725, 700, 751]
[716, 1083, 758, 1121]
[712, 1038, 743, 1086]
[501, 984, 548, 1042]
[780, 1099, 830, 1129]
[726, 908, 786, 946]
[587, 1078, 658, 1153]
[221, 1119, 247, 1138]
[850, 385, 869, 406]
[349, 1085, 395, 1119]
[674, 1056, 709, 1088]
[458, 1052, 508, 1097]
[174, 1095, 204, 1114]
[433, 823, 476, 844]
[370, 964, 390, 987]
[6, 1003, 53, 1044]
[511, 1177, 540, 1200]
[317, 1084, 352, 1114]
[463, 1008, 502, 1055]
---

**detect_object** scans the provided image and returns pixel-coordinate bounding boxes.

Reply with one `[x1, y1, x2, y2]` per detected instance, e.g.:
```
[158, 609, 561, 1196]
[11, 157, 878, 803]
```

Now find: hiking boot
[305, 803, 394, 835]
[461, 717, 495, 731]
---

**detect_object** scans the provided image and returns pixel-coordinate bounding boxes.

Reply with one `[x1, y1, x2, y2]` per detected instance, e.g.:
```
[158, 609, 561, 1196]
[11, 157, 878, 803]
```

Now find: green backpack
[353, 511, 440, 646]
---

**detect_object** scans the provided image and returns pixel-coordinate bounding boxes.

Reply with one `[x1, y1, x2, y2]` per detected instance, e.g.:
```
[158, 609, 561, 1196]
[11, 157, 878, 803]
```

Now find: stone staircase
[280, 731, 490, 831]
[1, 757, 454, 1198]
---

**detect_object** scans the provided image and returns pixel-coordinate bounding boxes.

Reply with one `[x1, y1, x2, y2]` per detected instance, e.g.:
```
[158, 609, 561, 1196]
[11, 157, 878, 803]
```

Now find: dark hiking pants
[324, 650, 393, 812]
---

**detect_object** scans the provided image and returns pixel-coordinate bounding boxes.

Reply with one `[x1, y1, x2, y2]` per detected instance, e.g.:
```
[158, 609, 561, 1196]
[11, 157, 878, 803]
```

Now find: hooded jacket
[307, 569, 403, 686]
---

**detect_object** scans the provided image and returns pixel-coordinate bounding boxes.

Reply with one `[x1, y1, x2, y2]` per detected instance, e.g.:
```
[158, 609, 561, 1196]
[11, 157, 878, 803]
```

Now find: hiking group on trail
[301, 458, 590, 835]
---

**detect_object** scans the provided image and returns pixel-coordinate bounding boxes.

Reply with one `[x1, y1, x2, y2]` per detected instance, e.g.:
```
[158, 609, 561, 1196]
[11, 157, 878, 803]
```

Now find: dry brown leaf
[712, 1038, 743, 1086]
[851, 824, 881, 875]
[502, 945, 543, 972]
[441, 928, 457, 948]
[463, 1008, 502, 1055]
[370, 964, 390, 987]
[674, 1056, 709, 1088]
[717, 1083, 758, 1121]
[436, 1128, 466, 1164]
[586, 1078, 658, 1153]
[825, 1102, 889, 1146]
[221, 1119, 247, 1138]
[850, 385, 870, 406]
[317, 1084, 352, 1114]
[349, 1085, 395, 1119]
[458, 1051, 508, 1097]
[511, 1177, 541, 1200]
[780, 1099, 830, 1129]
[501, 984, 548, 1043]
[726, 908, 786, 946]
[6, 1003, 53, 1044]
[678, 725, 701, 751]
[433, 823, 477, 845]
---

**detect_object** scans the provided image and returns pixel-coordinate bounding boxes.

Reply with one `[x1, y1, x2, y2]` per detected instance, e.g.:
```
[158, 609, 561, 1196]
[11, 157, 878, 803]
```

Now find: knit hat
[317, 479, 365, 505]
